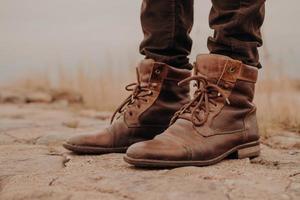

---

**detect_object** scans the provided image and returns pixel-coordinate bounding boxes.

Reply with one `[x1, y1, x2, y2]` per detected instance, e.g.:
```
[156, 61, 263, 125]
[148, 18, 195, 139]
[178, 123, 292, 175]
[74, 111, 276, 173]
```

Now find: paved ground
[0, 104, 299, 200]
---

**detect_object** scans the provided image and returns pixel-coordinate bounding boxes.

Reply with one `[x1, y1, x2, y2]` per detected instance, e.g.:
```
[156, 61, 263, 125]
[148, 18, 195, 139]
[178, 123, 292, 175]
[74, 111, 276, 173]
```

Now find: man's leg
[125, 0, 266, 167]
[140, 0, 194, 70]
[208, 0, 265, 68]
[63, 0, 193, 154]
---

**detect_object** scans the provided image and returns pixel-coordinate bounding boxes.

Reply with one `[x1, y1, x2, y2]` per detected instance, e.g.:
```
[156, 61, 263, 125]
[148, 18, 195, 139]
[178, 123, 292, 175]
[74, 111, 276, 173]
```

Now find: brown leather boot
[63, 59, 190, 154]
[124, 54, 260, 167]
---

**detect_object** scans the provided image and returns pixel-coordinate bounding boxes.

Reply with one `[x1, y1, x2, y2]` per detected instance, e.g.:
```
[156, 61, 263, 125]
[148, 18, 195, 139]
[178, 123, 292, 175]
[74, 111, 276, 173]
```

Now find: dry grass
[13, 63, 135, 111]
[5, 61, 300, 137]
[256, 77, 300, 137]
[57, 65, 134, 111]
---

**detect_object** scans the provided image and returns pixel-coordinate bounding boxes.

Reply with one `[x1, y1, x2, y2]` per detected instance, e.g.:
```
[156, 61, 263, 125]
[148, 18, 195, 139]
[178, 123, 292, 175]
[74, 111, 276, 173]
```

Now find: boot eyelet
[228, 67, 236, 73]
[155, 69, 161, 75]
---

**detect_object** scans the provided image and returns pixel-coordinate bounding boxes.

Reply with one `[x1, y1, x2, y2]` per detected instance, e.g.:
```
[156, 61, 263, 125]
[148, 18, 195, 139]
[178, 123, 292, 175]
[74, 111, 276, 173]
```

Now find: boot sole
[123, 141, 260, 168]
[63, 143, 128, 154]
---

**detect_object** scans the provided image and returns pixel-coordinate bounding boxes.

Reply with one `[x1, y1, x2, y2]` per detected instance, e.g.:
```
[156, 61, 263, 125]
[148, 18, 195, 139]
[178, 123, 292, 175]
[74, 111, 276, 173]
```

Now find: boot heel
[237, 144, 260, 159]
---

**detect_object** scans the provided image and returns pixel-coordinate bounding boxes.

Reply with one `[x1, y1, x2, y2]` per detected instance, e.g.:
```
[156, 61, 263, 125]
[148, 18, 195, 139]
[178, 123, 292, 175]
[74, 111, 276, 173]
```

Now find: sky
[0, 0, 299, 83]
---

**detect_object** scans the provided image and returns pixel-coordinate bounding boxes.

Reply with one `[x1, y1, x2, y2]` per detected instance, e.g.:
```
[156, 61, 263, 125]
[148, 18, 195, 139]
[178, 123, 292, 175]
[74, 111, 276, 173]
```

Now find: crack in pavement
[284, 179, 293, 200]
[250, 157, 280, 169]
[2, 131, 42, 145]
[225, 188, 233, 200]
[289, 172, 300, 177]
[46, 146, 72, 168]
[48, 177, 59, 186]
[62, 155, 71, 167]
[46, 152, 71, 168]
[223, 180, 234, 200]
[0, 124, 40, 133]
[250, 157, 300, 170]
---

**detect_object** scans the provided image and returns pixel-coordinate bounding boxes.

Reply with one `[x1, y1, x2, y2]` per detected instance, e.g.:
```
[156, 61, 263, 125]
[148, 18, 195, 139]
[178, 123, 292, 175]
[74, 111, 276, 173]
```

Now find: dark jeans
[139, 0, 265, 69]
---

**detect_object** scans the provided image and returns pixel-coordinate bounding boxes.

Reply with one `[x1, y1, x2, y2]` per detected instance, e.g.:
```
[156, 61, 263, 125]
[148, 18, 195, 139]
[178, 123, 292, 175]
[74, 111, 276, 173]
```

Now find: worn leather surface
[126, 54, 260, 162]
[66, 59, 190, 149]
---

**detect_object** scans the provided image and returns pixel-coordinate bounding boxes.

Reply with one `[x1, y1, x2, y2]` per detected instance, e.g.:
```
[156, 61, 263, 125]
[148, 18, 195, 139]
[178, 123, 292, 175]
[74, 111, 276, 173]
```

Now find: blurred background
[0, 0, 299, 135]
[1, 0, 299, 81]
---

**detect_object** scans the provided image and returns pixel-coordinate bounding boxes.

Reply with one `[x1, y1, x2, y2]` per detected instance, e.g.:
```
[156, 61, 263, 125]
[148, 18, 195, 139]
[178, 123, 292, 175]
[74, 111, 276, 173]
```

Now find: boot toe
[65, 130, 112, 147]
[126, 137, 188, 161]
[66, 134, 89, 146]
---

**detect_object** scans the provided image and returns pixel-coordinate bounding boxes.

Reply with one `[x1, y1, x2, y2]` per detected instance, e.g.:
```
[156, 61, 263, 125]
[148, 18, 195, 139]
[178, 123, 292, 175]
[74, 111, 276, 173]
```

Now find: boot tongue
[137, 59, 155, 86]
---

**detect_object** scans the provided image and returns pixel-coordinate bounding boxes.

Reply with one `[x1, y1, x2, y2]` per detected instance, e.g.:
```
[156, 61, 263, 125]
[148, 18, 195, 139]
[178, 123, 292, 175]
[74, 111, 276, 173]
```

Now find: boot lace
[170, 74, 230, 126]
[110, 69, 153, 124]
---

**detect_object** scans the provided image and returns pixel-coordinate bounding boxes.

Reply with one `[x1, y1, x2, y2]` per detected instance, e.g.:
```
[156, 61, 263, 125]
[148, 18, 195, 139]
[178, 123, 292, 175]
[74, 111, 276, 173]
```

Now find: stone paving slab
[0, 104, 299, 200]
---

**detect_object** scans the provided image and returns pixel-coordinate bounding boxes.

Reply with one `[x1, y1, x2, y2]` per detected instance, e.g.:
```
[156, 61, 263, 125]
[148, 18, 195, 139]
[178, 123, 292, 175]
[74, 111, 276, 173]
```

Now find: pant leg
[139, 0, 194, 70]
[208, 0, 265, 68]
